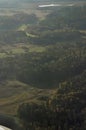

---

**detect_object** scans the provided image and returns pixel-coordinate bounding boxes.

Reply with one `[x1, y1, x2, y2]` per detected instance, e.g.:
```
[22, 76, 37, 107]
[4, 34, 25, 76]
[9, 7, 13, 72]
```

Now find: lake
[38, 3, 74, 8]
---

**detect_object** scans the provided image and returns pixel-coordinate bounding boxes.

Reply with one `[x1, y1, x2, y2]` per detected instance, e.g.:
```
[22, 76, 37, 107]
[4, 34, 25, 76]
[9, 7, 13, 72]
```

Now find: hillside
[0, 2, 86, 130]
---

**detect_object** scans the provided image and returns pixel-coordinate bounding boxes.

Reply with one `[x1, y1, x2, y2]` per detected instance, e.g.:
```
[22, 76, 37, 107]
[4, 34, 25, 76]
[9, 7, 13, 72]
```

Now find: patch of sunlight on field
[18, 24, 27, 31]
[26, 32, 37, 37]
[19, 44, 46, 53]
[0, 53, 7, 58]
[29, 46, 46, 52]
[11, 48, 25, 54]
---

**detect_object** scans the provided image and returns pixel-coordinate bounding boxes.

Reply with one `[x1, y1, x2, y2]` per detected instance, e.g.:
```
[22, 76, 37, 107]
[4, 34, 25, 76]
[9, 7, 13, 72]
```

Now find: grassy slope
[0, 80, 54, 115]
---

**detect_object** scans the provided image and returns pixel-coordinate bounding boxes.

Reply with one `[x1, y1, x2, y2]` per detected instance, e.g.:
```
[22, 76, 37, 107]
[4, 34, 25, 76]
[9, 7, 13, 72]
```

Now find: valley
[0, 1, 86, 130]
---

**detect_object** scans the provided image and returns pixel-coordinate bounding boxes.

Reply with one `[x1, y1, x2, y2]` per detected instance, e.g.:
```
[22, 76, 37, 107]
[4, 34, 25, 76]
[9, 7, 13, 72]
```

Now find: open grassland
[0, 44, 46, 58]
[0, 80, 54, 115]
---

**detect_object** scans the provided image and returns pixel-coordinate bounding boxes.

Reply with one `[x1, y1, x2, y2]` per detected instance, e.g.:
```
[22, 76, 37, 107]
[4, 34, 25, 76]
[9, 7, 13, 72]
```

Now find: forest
[0, 2, 86, 130]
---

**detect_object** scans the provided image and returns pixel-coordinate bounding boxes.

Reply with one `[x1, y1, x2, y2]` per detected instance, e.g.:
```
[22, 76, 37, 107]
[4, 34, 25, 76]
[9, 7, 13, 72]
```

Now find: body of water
[38, 4, 74, 8]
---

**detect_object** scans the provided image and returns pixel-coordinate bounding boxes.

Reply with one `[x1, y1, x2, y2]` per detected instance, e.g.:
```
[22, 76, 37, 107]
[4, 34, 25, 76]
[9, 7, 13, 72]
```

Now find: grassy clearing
[0, 53, 7, 58]
[0, 43, 46, 59]
[11, 48, 25, 54]
[10, 44, 46, 53]
[29, 46, 46, 52]
[0, 80, 54, 115]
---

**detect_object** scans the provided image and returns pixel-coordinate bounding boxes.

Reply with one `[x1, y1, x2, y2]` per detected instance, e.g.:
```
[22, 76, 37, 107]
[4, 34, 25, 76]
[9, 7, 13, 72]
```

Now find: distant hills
[0, 0, 85, 8]
[20, 0, 86, 2]
[0, 0, 86, 3]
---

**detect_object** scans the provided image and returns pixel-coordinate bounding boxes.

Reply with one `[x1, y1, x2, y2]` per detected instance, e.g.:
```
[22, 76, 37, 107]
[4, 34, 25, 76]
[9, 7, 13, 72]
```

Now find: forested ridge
[0, 3, 86, 130]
